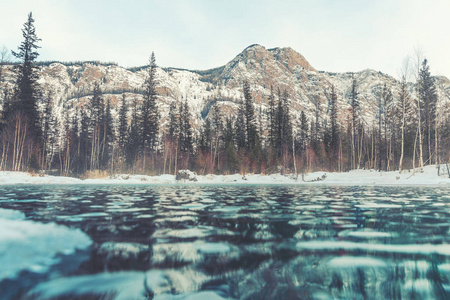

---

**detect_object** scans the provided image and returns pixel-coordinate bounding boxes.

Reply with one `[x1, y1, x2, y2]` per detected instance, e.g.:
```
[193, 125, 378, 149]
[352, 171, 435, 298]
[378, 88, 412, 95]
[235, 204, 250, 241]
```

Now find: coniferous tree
[267, 86, 277, 149]
[181, 98, 193, 155]
[329, 85, 339, 170]
[168, 101, 178, 139]
[299, 111, 309, 154]
[276, 88, 284, 156]
[398, 77, 409, 172]
[198, 117, 213, 173]
[243, 80, 258, 151]
[60, 111, 72, 176]
[9, 12, 42, 141]
[40, 91, 55, 170]
[311, 94, 322, 163]
[350, 74, 359, 169]
[199, 118, 212, 152]
[298, 111, 309, 173]
[67, 109, 79, 175]
[210, 105, 223, 170]
[118, 93, 128, 150]
[89, 83, 104, 170]
[164, 100, 179, 174]
[102, 99, 113, 169]
[418, 59, 437, 165]
[377, 84, 386, 171]
[1, 12, 42, 171]
[222, 117, 238, 173]
[141, 52, 159, 167]
[382, 84, 393, 170]
[125, 97, 141, 170]
[78, 110, 90, 174]
[281, 90, 292, 153]
[236, 100, 246, 152]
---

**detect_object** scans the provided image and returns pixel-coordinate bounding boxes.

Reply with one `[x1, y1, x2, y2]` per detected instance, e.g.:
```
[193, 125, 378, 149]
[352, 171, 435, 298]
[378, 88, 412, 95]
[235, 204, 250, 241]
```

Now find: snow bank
[0, 171, 82, 185]
[0, 208, 92, 281]
[0, 165, 448, 186]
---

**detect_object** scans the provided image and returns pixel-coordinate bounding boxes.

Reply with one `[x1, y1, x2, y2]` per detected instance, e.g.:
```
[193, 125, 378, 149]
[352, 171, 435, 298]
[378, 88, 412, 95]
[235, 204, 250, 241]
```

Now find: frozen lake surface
[0, 184, 449, 299]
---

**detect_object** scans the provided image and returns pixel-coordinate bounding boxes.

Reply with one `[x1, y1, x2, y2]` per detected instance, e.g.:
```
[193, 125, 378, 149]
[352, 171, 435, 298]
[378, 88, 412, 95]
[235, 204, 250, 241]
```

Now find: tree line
[0, 13, 449, 177]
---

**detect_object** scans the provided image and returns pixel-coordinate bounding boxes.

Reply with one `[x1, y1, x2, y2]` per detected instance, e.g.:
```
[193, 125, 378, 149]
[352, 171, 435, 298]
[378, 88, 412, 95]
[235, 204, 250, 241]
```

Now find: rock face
[0, 44, 449, 138]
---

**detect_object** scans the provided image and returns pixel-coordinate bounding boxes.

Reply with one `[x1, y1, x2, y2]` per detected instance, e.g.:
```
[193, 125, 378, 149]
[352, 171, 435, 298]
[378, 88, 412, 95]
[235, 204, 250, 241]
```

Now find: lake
[0, 184, 449, 299]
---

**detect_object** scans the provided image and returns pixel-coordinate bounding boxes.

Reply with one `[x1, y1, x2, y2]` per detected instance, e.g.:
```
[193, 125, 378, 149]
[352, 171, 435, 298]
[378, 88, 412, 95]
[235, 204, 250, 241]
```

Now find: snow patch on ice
[0, 208, 92, 281]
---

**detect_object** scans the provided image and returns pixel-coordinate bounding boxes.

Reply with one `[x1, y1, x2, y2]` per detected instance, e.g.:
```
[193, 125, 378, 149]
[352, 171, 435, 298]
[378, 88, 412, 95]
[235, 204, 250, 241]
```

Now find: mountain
[1, 44, 449, 135]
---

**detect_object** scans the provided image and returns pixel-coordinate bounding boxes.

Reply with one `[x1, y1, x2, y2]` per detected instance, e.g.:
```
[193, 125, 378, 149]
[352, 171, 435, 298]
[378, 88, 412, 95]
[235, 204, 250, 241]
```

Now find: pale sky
[1, 0, 449, 78]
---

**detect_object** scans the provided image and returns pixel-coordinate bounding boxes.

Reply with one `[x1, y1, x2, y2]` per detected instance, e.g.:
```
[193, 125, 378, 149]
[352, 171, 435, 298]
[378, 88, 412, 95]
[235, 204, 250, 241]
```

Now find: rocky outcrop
[1, 44, 449, 139]
[175, 170, 198, 182]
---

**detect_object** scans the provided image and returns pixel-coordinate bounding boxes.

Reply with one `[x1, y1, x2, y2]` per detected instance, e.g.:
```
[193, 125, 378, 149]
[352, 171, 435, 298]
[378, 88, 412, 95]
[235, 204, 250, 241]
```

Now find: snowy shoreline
[0, 165, 449, 186]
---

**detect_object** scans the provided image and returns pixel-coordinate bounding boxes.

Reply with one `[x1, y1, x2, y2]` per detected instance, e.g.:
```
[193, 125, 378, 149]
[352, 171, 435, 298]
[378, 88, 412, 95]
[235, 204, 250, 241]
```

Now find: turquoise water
[0, 185, 449, 299]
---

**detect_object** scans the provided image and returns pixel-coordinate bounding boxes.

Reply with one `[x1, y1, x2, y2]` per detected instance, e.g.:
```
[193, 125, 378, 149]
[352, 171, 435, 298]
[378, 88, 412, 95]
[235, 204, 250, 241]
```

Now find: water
[0, 184, 449, 299]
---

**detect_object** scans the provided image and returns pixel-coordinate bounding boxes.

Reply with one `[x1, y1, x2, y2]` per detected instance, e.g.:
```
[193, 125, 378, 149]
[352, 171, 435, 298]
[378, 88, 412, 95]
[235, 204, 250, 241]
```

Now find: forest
[1, 13, 449, 178]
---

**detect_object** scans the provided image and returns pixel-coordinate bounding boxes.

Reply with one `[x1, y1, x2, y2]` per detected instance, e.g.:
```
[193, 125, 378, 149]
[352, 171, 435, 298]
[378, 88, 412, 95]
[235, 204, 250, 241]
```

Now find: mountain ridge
[1, 44, 449, 138]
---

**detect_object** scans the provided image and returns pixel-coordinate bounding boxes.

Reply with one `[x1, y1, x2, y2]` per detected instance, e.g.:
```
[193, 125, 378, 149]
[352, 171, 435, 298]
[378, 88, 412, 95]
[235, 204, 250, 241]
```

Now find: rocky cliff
[1, 44, 449, 136]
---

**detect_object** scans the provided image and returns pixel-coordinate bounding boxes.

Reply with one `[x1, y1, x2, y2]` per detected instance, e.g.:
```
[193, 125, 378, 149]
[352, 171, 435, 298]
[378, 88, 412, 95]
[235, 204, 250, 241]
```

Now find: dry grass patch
[83, 170, 109, 179]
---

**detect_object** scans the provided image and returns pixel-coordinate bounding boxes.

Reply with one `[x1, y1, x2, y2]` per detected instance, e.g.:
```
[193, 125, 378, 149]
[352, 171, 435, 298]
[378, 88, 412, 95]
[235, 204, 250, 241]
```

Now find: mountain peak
[218, 44, 316, 87]
[236, 44, 316, 72]
[268, 47, 315, 72]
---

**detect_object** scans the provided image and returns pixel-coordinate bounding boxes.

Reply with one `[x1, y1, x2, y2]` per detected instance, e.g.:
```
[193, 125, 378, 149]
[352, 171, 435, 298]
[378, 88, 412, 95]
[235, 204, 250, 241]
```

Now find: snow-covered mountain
[1, 44, 449, 135]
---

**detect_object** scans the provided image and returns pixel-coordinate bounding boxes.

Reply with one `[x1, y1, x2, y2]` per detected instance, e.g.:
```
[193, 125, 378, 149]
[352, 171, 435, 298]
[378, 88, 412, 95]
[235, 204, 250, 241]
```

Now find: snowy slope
[1, 44, 449, 139]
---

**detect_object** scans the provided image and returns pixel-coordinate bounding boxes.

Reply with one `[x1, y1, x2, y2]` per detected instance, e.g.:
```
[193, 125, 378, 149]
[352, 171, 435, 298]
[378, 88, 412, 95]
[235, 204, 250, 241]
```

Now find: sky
[1, 0, 450, 78]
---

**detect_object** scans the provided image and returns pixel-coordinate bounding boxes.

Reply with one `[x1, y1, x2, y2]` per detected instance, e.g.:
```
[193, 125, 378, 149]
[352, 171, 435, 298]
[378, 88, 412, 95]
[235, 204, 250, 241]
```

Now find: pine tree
[329, 85, 339, 170]
[1, 12, 42, 170]
[418, 59, 437, 165]
[299, 111, 309, 154]
[267, 86, 276, 148]
[167, 101, 178, 140]
[89, 83, 104, 170]
[60, 110, 72, 176]
[222, 117, 238, 173]
[276, 88, 283, 155]
[397, 74, 416, 172]
[141, 52, 159, 162]
[281, 90, 292, 153]
[199, 118, 212, 152]
[8, 12, 42, 142]
[118, 93, 128, 150]
[40, 91, 54, 170]
[125, 97, 141, 169]
[236, 100, 246, 152]
[90, 83, 104, 126]
[350, 74, 359, 169]
[243, 80, 258, 151]
[299, 110, 309, 173]
[377, 84, 385, 171]
[68, 110, 79, 174]
[382, 84, 393, 170]
[181, 98, 193, 155]
[78, 110, 90, 174]
[101, 99, 113, 169]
